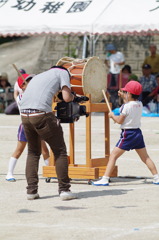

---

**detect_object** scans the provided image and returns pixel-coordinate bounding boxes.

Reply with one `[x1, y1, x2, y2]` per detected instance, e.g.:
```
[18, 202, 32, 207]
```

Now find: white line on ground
[0, 222, 159, 231]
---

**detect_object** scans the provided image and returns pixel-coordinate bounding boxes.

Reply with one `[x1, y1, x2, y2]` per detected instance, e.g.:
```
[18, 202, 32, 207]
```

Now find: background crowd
[105, 43, 159, 113]
[1, 43, 159, 114]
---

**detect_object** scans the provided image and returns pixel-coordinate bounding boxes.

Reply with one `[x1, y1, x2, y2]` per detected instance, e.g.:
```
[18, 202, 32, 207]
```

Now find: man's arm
[62, 86, 74, 102]
[115, 61, 125, 66]
[104, 59, 110, 68]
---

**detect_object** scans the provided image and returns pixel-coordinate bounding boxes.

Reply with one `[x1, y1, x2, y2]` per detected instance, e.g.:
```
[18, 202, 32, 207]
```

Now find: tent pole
[82, 34, 87, 59]
[89, 34, 94, 56]
[93, 35, 100, 56]
[82, 34, 100, 57]
[89, 34, 100, 57]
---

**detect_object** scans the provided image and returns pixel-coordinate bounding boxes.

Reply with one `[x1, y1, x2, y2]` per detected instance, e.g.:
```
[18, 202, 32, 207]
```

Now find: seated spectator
[128, 74, 139, 82]
[139, 64, 157, 104]
[0, 72, 14, 112]
[121, 64, 132, 82]
[122, 64, 132, 74]
[0, 72, 11, 88]
[122, 64, 139, 82]
[122, 64, 134, 82]
[142, 74, 159, 106]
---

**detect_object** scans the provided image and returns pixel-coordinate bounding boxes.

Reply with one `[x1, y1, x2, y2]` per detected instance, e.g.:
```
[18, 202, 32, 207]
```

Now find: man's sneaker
[27, 193, 40, 200]
[92, 176, 109, 186]
[6, 177, 16, 182]
[60, 191, 77, 201]
[153, 178, 159, 185]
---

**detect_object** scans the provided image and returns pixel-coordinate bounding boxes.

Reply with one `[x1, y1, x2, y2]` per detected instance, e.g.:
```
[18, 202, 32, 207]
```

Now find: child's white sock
[102, 176, 109, 180]
[44, 158, 49, 166]
[153, 174, 159, 179]
[6, 157, 17, 179]
[153, 174, 159, 184]
[93, 176, 110, 186]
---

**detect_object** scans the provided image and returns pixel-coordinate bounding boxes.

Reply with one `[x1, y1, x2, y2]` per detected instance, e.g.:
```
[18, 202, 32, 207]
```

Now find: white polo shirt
[120, 101, 143, 129]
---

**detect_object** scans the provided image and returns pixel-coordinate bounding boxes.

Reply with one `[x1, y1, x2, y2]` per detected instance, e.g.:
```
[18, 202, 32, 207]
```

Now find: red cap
[17, 74, 30, 89]
[121, 80, 142, 95]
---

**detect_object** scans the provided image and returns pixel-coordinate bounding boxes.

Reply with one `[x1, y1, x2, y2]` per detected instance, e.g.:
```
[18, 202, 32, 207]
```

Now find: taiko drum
[56, 56, 107, 103]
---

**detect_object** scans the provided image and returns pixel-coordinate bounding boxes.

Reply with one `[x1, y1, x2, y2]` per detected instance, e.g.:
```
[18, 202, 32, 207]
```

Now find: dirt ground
[0, 113, 159, 240]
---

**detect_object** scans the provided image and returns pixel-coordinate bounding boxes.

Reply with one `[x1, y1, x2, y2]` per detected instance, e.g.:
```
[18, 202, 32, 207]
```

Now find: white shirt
[14, 81, 23, 95]
[120, 101, 143, 129]
[106, 51, 125, 74]
[16, 94, 23, 114]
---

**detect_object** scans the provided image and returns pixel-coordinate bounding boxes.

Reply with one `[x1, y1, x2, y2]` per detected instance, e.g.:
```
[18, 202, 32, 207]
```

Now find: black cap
[142, 64, 151, 69]
[19, 69, 26, 74]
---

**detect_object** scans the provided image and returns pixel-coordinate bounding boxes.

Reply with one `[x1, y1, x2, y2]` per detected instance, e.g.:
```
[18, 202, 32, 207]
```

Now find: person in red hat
[5, 70, 27, 115]
[6, 74, 50, 182]
[13, 69, 26, 101]
[92, 80, 159, 186]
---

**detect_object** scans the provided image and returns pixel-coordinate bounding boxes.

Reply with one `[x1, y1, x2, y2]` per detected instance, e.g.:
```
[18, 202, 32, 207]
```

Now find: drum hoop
[56, 57, 87, 66]
[56, 57, 87, 78]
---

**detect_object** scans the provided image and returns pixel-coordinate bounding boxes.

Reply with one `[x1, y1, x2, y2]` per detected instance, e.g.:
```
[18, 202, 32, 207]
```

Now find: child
[92, 80, 159, 186]
[6, 74, 50, 182]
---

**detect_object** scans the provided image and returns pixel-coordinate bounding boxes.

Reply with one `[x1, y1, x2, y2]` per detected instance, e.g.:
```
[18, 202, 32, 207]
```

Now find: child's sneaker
[153, 178, 159, 185]
[6, 176, 16, 182]
[92, 176, 109, 186]
[153, 174, 159, 185]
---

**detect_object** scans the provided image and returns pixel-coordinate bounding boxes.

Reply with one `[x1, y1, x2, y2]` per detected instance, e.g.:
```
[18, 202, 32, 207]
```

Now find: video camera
[55, 93, 89, 123]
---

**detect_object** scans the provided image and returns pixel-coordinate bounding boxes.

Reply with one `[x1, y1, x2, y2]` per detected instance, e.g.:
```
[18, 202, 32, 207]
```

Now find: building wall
[34, 34, 159, 78]
[34, 35, 84, 73]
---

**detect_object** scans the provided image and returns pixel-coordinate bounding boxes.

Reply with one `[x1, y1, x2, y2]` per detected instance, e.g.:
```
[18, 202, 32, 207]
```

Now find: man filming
[19, 66, 77, 201]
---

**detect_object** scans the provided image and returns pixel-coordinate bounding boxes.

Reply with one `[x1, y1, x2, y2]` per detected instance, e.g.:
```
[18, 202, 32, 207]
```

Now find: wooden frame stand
[43, 95, 118, 180]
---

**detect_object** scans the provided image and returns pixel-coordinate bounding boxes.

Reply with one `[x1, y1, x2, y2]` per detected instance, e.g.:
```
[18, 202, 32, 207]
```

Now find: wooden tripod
[43, 94, 118, 180]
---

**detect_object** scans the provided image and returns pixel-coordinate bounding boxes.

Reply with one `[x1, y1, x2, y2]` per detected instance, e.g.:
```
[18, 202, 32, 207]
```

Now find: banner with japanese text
[0, 0, 159, 36]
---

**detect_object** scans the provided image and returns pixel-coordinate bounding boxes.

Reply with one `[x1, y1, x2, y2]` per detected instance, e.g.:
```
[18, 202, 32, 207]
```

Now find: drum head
[83, 57, 107, 103]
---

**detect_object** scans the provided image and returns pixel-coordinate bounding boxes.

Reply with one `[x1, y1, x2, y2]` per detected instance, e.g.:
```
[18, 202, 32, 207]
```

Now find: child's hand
[118, 90, 123, 97]
[108, 112, 116, 124]
[108, 112, 114, 119]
